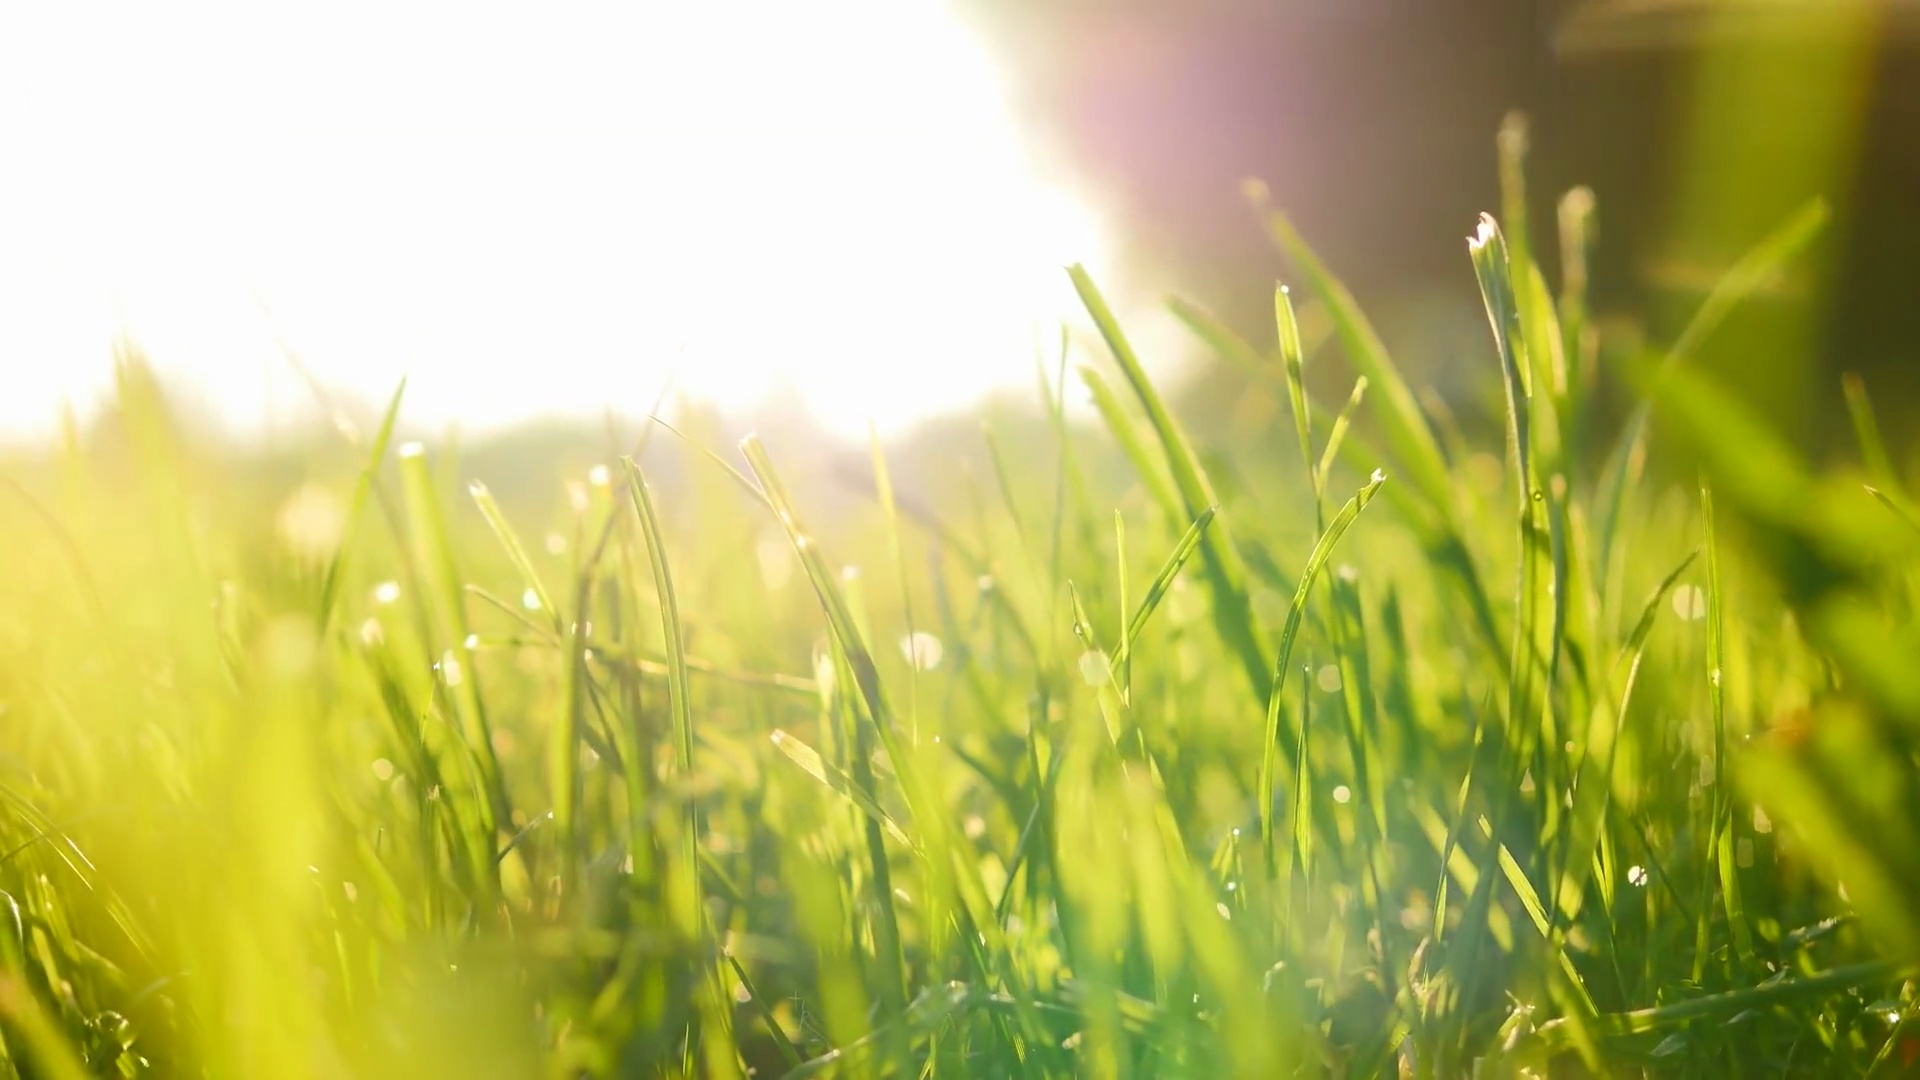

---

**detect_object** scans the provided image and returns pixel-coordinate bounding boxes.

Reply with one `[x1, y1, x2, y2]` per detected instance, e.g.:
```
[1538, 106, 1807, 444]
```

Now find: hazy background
[3, 0, 1917, 461]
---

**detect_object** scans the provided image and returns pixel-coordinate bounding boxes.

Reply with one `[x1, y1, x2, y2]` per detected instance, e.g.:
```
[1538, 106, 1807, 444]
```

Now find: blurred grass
[1, 130, 1919, 1078]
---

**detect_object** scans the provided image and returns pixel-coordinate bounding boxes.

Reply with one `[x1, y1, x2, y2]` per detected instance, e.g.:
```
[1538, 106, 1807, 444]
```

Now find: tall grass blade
[1069, 264, 1272, 705]
[1246, 183, 1453, 513]
[316, 377, 404, 636]
[1258, 469, 1387, 859]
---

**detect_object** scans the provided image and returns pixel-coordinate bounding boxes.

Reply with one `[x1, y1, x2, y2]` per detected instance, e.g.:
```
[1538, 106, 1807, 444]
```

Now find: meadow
[3, 132, 1919, 1077]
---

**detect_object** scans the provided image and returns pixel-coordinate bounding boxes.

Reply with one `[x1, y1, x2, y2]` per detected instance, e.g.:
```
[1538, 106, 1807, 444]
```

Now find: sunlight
[0, 1, 1110, 439]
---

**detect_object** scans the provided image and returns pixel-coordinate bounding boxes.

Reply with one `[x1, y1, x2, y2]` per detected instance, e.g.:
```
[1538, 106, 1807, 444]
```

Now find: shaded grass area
[2, 130, 1920, 1076]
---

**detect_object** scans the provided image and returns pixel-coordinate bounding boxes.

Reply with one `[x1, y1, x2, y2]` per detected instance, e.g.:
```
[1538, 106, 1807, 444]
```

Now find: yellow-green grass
[1, 141, 1918, 1077]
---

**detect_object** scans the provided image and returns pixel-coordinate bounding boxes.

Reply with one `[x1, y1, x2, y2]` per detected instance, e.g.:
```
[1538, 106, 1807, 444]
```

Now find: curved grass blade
[622, 457, 741, 1076]
[1069, 264, 1272, 705]
[1316, 376, 1369, 492]
[1121, 505, 1216, 652]
[1078, 365, 1182, 531]
[1246, 183, 1453, 513]
[1257, 469, 1387, 859]
[769, 729, 913, 848]
[317, 377, 404, 636]
[1276, 285, 1318, 518]
[738, 436, 910, 1019]
[1843, 373, 1897, 491]
[1702, 482, 1755, 969]
[468, 480, 560, 636]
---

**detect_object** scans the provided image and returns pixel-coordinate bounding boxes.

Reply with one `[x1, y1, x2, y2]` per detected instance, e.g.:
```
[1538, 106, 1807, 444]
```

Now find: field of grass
[5, 134, 1920, 1077]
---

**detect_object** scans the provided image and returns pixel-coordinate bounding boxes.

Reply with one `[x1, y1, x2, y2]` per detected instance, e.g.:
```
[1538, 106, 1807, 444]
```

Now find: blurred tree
[965, 0, 1920, 456]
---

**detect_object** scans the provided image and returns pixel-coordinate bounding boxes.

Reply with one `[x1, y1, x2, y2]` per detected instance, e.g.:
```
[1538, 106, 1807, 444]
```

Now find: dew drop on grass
[359, 619, 384, 646]
[522, 588, 542, 611]
[900, 632, 944, 671]
[1753, 805, 1773, 834]
[373, 581, 401, 605]
[587, 464, 611, 487]
[1216, 903, 1232, 921]
[1316, 665, 1343, 693]
[1627, 865, 1648, 887]
[371, 758, 394, 781]
[398, 441, 425, 459]
[1078, 650, 1110, 687]
[440, 651, 463, 687]
[545, 533, 567, 555]
[463, 633, 480, 650]
[1671, 584, 1706, 621]
[1332, 785, 1351, 804]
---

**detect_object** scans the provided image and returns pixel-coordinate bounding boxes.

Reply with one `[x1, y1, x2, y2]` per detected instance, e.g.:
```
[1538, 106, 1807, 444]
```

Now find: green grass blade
[1078, 365, 1183, 525]
[1069, 264, 1272, 705]
[1276, 285, 1319, 516]
[1843, 373, 1897, 491]
[1258, 469, 1387, 859]
[316, 377, 404, 636]
[769, 729, 914, 848]
[1121, 505, 1216, 652]
[738, 436, 910, 1019]
[1246, 183, 1453, 514]
[1316, 376, 1369, 492]
[396, 441, 507, 858]
[1703, 481, 1754, 967]
[468, 480, 561, 635]
[623, 457, 741, 1076]
[1670, 199, 1829, 365]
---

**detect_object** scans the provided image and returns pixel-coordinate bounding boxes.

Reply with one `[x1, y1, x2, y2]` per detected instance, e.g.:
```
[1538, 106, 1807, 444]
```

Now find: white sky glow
[0, 1, 1112, 439]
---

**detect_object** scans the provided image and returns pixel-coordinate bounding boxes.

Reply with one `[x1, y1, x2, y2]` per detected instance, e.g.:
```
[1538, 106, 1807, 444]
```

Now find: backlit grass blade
[397, 441, 507, 855]
[1246, 182, 1453, 513]
[1865, 485, 1920, 538]
[316, 377, 404, 636]
[622, 457, 741, 1077]
[1077, 365, 1182, 526]
[1316, 376, 1369, 492]
[1167, 294, 1269, 381]
[1843, 373, 1897, 491]
[738, 435, 910, 1019]
[1121, 505, 1215, 652]
[1596, 199, 1830, 558]
[1258, 469, 1387, 859]
[1276, 285, 1318, 517]
[1670, 199, 1829, 365]
[1069, 264, 1272, 705]
[1554, 548, 1701, 927]
[769, 729, 914, 847]
[726, 951, 805, 1072]
[468, 480, 560, 635]
[1702, 481, 1754, 968]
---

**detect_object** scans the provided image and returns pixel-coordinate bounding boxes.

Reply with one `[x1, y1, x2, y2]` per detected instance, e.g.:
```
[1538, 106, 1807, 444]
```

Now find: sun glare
[0, 1, 1109, 439]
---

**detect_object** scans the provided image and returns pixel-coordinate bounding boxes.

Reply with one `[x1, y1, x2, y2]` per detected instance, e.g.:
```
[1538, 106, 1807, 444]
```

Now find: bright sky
[0, 1, 1113, 439]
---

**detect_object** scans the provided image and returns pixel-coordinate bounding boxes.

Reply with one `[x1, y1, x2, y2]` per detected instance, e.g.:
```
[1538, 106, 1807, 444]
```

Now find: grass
[3, 133, 1920, 1077]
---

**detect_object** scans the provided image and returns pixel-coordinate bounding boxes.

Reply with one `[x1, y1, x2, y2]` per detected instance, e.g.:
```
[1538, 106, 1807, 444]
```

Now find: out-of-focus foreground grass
[4, 134, 1920, 1078]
